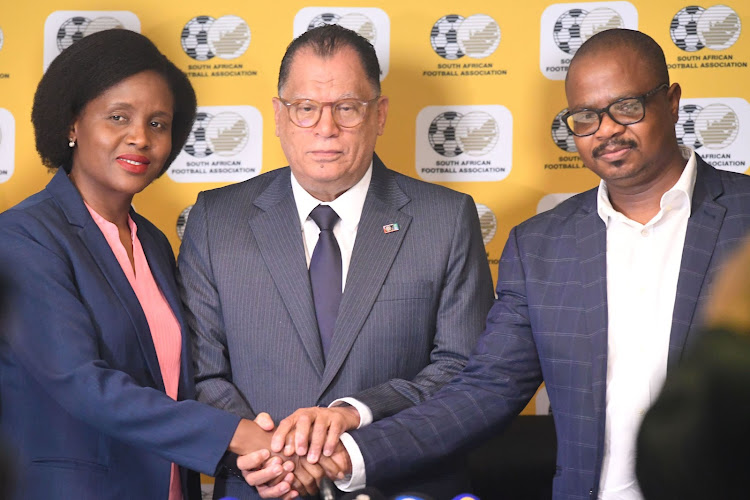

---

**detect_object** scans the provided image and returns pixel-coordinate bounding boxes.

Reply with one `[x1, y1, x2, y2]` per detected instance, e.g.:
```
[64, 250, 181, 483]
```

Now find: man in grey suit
[177, 24, 493, 499]
[316, 29, 750, 500]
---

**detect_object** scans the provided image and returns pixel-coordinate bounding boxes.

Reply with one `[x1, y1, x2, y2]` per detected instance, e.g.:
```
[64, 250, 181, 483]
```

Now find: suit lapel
[318, 157, 412, 397]
[135, 218, 187, 395]
[47, 170, 165, 390]
[574, 190, 608, 489]
[249, 169, 325, 375]
[574, 192, 608, 416]
[668, 157, 725, 369]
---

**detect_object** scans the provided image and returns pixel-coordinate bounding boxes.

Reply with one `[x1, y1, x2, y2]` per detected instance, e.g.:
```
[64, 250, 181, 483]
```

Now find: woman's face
[68, 70, 174, 204]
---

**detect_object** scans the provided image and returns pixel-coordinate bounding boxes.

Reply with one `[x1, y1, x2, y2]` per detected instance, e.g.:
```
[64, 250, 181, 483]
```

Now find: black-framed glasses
[277, 97, 380, 128]
[562, 83, 669, 137]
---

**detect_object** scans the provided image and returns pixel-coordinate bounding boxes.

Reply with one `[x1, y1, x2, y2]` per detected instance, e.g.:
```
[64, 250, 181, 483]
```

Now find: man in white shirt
[177, 24, 493, 500]
[298, 28, 750, 500]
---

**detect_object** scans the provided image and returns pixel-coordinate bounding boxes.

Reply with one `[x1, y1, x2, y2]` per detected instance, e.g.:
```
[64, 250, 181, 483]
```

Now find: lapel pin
[382, 223, 400, 234]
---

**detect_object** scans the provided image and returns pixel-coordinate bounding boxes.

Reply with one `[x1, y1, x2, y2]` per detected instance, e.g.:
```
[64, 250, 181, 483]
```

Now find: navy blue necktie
[309, 205, 342, 358]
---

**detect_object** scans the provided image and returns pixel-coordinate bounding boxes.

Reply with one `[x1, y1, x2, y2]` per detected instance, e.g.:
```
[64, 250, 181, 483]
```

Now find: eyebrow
[569, 92, 637, 111]
[150, 110, 174, 119]
[284, 92, 366, 101]
[106, 102, 173, 118]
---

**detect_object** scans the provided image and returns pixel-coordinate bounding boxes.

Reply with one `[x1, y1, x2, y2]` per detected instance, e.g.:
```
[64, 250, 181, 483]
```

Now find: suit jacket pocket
[31, 457, 108, 473]
[375, 281, 433, 301]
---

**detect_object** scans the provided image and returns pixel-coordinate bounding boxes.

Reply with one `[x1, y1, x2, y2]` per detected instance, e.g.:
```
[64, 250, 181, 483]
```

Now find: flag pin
[383, 223, 400, 234]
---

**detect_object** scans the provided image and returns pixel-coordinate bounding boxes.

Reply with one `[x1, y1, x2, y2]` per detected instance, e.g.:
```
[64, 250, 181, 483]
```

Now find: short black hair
[567, 29, 669, 87]
[278, 24, 381, 96]
[32, 29, 196, 175]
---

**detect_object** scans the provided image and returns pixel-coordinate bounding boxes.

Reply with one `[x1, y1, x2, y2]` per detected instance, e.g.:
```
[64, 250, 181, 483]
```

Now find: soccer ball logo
[429, 112, 464, 157]
[45, 13, 134, 68]
[308, 13, 341, 30]
[57, 17, 90, 51]
[552, 8, 623, 55]
[184, 112, 214, 158]
[676, 104, 703, 150]
[551, 109, 577, 153]
[176, 205, 194, 240]
[670, 6, 705, 52]
[181, 16, 215, 61]
[553, 9, 586, 55]
[670, 5, 741, 52]
[430, 15, 465, 60]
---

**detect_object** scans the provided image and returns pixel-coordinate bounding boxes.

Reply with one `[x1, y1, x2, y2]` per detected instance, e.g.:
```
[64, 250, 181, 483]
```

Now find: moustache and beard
[592, 138, 638, 160]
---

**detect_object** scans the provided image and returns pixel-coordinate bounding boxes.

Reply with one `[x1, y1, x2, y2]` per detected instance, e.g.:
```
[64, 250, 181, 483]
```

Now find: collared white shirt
[290, 163, 372, 292]
[598, 146, 696, 499]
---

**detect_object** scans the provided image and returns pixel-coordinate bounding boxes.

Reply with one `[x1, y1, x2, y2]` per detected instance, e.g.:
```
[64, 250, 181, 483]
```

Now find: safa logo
[416, 105, 513, 182]
[670, 5, 741, 52]
[676, 97, 750, 174]
[43, 11, 140, 70]
[429, 14, 501, 60]
[539, 2, 638, 80]
[293, 7, 391, 79]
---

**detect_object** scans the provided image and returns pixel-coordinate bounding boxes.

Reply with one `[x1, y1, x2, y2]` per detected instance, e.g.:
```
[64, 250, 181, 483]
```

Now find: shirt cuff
[329, 397, 373, 427]
[335, 432, 367, 492]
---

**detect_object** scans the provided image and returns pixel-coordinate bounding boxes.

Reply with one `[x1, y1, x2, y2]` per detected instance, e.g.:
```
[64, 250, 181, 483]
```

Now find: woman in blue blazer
[0, 30, 300, 500]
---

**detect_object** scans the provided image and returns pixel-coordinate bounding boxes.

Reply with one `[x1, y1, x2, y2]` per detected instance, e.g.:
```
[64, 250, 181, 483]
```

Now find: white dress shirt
[290, 164, 372, 291]
[598, 146, 696, 499]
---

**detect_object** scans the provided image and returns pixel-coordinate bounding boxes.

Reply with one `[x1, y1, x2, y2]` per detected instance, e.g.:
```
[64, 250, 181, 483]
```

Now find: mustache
[592, 139, 637, 158]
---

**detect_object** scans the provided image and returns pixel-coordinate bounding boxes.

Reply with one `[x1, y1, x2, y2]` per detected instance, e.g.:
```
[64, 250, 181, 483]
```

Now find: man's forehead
[283, 48, 373, 98]
[566, 50, 645, 104]
[289, 45, 357, 69]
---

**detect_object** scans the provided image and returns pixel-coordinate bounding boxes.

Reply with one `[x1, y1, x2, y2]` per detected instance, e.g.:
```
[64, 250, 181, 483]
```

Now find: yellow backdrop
[0, 1, 747, 418]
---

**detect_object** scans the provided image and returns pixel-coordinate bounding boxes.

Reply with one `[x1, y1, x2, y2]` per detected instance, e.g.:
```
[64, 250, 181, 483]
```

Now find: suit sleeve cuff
[330, 397, 373, 427]
[335, 432, 366, 491]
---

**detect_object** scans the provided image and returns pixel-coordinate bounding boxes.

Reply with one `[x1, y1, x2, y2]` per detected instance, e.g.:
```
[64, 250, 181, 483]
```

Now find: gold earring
[68, 138, 76, 148]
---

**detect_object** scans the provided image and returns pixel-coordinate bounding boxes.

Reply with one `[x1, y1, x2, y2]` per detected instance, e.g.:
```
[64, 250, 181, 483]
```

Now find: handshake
[230, 406, 358, 499]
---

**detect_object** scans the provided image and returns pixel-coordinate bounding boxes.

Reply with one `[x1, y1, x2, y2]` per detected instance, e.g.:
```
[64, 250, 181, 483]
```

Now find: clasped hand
[238, 407, 357, 499]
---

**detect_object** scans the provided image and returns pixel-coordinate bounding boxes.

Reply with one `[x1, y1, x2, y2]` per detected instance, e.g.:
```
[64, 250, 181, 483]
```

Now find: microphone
[319, 477, 337, 500]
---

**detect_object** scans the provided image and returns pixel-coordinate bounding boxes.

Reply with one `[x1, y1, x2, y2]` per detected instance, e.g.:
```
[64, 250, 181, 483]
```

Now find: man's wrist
[335, 432, 366, 491]
[330, 397, 372, 428]
[333, 404, 361, 429]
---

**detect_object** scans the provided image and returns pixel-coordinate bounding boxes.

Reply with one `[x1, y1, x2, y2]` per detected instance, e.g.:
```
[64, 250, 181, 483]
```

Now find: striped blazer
[177, 154, 494, 499]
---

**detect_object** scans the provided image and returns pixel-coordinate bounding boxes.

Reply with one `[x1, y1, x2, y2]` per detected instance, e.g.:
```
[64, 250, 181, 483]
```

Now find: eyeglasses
[562, 83, 669, 137]
[277, 97, 380, 128]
